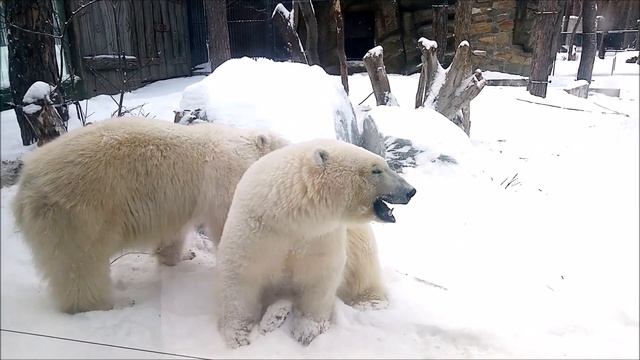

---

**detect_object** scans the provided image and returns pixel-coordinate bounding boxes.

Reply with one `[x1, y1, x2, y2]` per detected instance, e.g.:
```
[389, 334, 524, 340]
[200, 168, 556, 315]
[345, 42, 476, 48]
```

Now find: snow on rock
[179, 57, 358, 144]
[366, 106, 472, 168]
[418, 37, 438, 50]
[22, 81, 54, 104]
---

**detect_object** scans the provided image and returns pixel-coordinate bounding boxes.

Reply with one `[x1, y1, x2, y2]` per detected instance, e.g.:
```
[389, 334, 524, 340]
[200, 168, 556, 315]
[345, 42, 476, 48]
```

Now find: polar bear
[216, 139, 416, 347]
[12, 117, 288, 314]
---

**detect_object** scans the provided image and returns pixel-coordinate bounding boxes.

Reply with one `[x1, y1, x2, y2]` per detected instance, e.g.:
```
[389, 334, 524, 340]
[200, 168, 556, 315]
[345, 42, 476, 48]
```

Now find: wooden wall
[67, 0, 191, 97]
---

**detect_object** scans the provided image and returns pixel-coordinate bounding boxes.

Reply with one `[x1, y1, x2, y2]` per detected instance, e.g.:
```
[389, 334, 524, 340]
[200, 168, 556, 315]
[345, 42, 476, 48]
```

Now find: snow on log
[21, 81, 67, 146]
[272, 3, 307, 64]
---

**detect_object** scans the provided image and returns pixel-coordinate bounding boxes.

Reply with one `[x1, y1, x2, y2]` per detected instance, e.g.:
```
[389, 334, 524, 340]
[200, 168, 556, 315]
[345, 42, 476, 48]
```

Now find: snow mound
[179, 57, 357, 144]
[365, 106, 472, 166]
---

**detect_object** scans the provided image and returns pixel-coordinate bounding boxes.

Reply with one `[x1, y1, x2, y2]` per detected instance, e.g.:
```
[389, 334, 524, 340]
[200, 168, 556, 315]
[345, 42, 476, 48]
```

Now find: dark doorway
[344, 11, 375, 60]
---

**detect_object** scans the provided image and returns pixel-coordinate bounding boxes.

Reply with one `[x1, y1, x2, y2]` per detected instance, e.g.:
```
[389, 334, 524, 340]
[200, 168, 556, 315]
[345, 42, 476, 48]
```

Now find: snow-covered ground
[1, 53, 638, 358]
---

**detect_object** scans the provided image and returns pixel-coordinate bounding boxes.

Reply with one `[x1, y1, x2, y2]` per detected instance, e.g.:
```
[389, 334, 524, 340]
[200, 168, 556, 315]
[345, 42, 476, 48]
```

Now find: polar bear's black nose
[406, 188, 416, 201]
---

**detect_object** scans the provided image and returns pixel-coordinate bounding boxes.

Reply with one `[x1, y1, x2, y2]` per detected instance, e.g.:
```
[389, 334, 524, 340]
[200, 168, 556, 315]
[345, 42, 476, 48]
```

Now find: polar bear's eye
[372, 168, 382, 175]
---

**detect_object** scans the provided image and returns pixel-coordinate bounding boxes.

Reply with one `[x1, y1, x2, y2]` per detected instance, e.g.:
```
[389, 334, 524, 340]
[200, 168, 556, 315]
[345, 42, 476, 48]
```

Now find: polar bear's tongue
[374, 199, 395, 223]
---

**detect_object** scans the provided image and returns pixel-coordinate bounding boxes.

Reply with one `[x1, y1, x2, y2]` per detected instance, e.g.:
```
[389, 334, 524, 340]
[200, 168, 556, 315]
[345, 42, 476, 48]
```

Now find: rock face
[314, 0, 534, 76]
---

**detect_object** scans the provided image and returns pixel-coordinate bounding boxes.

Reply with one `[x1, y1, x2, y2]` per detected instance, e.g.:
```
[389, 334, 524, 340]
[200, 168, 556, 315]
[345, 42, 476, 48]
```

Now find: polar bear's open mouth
[374, 198, 395, 223]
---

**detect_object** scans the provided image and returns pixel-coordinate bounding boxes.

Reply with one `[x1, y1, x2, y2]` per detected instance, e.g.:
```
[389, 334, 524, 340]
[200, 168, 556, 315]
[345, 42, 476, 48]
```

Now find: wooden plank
[131, 0, 150, 82]
[159, 0, 176, 77]
[180, 0, 191, 73]
[152, 0, 167, 79]
[143, 0, 160, 80]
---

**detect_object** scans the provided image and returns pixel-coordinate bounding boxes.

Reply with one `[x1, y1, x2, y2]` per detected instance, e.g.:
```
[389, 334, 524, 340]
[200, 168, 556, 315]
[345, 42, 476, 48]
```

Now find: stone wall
[314, 0, 534, 76]
[468, 0, 533, 75]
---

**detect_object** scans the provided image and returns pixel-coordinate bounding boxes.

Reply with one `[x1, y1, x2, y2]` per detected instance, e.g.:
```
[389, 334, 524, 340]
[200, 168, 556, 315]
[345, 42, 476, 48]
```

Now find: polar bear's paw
[290, 315, 330, 346]
[222, 320, 254, 348]
[259, 299, 292, 334]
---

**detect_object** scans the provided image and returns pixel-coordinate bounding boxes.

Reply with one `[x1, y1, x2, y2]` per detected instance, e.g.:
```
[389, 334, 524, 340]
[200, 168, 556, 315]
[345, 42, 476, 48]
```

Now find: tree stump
[363, 46, 398, 106]
[21, 82, 67, 146]
[272, 4, 308, 64]
[414, 38, 485, 136]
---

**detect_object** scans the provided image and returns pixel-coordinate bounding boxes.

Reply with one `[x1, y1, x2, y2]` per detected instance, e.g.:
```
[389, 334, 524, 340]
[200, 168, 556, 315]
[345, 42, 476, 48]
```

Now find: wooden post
[527, 0, 562, 98]
[577, 0, 597, 83]
[637, 20, 640, 65]
[272, 4, 308, 64]
[363, 46, 397, 106]
[432, 2, 448, 64]
[333, 0, 349, 94]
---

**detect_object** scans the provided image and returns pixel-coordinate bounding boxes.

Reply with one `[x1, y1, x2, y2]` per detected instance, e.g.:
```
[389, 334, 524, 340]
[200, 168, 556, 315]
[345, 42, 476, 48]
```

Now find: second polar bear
[217, 139, 416, 347]
[12, 117, 288, 314]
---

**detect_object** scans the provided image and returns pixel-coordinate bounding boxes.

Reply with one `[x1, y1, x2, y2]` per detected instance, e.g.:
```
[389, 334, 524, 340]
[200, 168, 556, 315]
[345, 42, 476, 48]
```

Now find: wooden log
[333, 0, 349, 94]
[21, 82, 67, 146]
[272, 4, 308, 64]
[363, 46, 398, 106]
[415, 38, 440, 109]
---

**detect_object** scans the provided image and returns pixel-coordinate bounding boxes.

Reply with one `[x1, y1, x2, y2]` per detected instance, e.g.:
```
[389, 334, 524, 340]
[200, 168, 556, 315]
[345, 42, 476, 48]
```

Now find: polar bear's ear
[256, 134, 269, 149]
[313, 148, 330, 166]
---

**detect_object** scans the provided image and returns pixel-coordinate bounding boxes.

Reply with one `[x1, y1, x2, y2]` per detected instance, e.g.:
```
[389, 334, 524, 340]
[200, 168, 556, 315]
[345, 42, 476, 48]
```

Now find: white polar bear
[216, 139, 416, 347]
[12, 117, 288, 314]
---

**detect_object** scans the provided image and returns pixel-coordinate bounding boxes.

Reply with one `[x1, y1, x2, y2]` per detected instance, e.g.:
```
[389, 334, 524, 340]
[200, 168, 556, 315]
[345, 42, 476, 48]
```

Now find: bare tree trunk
[363, 47, 398, 106]
[273, 4, 308, 63]
[527, 0, 562, 98]
[415, 38, 485, 135]
[432, 2, 448, 63]
[453, 0, 473, 132]
[333, 0, 349, 94]
[577, 0, 597, 83]
[298, 0, 319, 65]
[6, 0, 68, 146]
[454, 0, 471, 50]
[566, 12, 582, 61]
[205, 0, 231, 72]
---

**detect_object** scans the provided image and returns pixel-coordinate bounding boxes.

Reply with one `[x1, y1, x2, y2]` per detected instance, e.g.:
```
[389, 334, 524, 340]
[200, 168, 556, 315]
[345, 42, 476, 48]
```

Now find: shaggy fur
[216, 139, 415, 347]
[12, 117, 288, 314]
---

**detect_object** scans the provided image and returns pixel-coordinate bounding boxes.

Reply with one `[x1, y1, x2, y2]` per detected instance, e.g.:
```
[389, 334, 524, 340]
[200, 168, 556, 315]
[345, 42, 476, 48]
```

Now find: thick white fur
[12, 117, 288, 313]
[217, 139, 412, 347]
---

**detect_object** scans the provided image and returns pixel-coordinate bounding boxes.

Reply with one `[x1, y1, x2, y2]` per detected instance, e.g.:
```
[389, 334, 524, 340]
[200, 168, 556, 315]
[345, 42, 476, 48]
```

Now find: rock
[384, 136, 424, 173]
[1, 160, 24, 188]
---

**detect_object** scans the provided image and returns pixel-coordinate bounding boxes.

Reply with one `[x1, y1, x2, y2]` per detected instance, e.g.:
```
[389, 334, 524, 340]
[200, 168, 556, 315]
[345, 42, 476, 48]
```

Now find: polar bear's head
[306, 140, 417, 224]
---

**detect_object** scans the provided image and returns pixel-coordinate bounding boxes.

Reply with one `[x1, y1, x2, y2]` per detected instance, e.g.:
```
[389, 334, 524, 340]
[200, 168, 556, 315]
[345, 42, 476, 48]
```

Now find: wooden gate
[68, 0, 191, 97]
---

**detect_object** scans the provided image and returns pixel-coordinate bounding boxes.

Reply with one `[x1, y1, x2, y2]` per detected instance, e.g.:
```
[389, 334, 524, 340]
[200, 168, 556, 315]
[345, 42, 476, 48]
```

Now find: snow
[364, 46, 383, 58]
[21, 104, 42, 115]
[22, 81, 54, 104]
[89, 55, 137, 60]
[180, 57, 356, 144]
[418, 37, 438, 50]
[1, 56, 638, 358]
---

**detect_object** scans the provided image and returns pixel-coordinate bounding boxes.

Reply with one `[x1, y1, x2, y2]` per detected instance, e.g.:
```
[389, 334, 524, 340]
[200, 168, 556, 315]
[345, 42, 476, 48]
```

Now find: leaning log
[272, 4, 308, 64]
[363, 46, 398, 106]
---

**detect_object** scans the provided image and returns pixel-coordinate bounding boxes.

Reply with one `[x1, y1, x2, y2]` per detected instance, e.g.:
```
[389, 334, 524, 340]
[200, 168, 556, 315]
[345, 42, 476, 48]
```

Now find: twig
[395, 270, 448, 291]
[515, 97, 618, 115]
[358, 91, 374, 106]
[591, 101, 630, 117]
[110, 251, 151, 265]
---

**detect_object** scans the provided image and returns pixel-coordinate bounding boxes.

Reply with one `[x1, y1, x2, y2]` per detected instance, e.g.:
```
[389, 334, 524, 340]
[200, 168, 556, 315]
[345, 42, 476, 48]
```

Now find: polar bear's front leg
[218, 277, 263, 348]
[289, 230, 347, 346]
